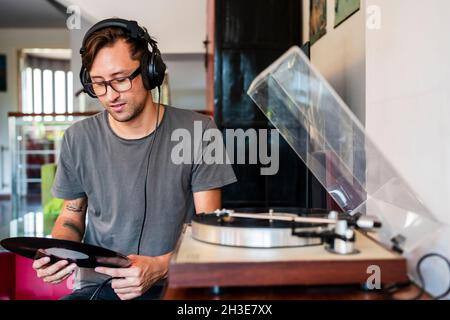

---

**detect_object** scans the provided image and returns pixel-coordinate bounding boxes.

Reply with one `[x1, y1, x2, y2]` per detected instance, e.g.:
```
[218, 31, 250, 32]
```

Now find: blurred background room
[0, 0, 449, 300]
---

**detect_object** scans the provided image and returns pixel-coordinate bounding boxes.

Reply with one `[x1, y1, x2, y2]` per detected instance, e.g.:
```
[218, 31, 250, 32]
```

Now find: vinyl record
[191, 210, 329, 248]
[0, 237, 131, 268]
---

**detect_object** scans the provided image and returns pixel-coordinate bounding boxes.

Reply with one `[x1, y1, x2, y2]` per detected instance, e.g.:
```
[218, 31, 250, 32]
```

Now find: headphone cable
[384, 252, 450, 300]
[411, 253, 450, 300]
[89, 277, 114, 300]
[137, 86, 161, 255]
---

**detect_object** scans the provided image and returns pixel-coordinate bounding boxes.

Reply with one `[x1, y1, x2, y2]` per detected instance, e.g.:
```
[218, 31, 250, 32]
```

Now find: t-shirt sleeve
[51, 130, 86, 199]
[191, 119, 237, 193]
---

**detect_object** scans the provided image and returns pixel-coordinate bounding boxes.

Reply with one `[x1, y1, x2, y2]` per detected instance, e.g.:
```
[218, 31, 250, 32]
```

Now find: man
[32, 18, 236, 300]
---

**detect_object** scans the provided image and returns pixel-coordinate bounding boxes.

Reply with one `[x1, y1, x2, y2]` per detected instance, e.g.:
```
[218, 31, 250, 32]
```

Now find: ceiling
[0, 0, 67, 28]
[0, 0, 207, 53]
[56, 0, 206, 53]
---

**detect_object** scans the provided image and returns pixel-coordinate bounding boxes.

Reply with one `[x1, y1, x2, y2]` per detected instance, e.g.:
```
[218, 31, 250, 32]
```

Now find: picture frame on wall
[310, 0, 327, 45]
[0, 54, 6, 92]
[334, 0, 360, 28]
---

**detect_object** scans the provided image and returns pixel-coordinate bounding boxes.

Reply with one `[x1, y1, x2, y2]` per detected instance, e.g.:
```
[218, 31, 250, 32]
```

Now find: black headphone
[79, 18, 166, 98]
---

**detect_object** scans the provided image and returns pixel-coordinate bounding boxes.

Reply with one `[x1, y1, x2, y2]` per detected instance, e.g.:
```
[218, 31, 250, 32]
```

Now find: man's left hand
[94, 252, 172, 300]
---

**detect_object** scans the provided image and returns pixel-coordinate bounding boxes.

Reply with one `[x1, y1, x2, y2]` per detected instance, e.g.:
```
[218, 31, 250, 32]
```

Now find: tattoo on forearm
[66, 201, 85, 213]
[62, 221, 84, 238]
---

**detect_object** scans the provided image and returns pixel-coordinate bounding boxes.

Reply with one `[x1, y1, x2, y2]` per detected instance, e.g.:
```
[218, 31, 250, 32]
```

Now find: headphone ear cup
[140, 52, 152, 90]
[142, 50, 166, 91]
[79, 67, 97, 98]
[152, 52, 166, 89]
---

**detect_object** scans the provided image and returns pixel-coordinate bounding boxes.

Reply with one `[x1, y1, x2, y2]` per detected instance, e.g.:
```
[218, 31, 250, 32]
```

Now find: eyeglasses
[86, 66, 141, 97]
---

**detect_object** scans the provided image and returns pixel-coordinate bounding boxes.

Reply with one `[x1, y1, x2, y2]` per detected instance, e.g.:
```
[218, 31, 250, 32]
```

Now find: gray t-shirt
[52, 105, 237, 288]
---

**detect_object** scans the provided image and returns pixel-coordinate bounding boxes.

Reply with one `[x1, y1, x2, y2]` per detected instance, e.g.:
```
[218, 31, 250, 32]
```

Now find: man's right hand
[32, 257, 77, 284]
[34, 197, 86, 285]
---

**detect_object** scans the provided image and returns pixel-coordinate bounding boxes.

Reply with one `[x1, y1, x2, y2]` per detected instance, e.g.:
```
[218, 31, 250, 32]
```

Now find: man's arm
[193, 188, 222, 214]
[96, 189, 222, 300]
[51, 197, 88, 241]
[32, 197, 87, 284]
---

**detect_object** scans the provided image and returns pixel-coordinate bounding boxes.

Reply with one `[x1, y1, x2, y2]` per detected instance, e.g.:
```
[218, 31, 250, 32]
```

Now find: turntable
[169, 209, 407, 288]
[167, 46, 442, 290]
[190, 208, 328, 249]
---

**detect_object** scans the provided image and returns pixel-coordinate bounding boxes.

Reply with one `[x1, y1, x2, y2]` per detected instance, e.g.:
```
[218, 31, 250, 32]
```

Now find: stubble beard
[107, 101, 146, 123]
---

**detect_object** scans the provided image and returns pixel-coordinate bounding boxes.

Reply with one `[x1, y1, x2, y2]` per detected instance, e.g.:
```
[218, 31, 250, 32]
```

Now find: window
[32, 68, 42, 113]
[54, 70, 66, 114]
[22, 67, 73, 114]
[20, 49, 73, 114]
[43, 70, 53, 114]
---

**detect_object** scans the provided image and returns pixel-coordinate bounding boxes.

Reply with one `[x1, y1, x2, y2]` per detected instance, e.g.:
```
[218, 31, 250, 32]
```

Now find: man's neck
[108, 100, 165, 140]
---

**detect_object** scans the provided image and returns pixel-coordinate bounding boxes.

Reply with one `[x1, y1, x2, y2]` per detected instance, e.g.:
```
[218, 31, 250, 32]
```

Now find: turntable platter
[191, 211, 326, 248]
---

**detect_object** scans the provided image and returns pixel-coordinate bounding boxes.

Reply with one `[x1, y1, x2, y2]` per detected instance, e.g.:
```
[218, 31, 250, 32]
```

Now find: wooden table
[163, 283, 430, 300]
[164, 226, 431, 300]
[168, 227, 408, 288]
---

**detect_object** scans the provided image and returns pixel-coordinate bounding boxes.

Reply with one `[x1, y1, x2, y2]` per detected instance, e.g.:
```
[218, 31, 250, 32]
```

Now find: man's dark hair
[81, 26, 157, 71]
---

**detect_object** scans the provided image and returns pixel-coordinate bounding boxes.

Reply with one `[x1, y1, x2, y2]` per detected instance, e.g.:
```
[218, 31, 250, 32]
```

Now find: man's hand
[32, 256, 77, 284]
[94, 252, 172, 300]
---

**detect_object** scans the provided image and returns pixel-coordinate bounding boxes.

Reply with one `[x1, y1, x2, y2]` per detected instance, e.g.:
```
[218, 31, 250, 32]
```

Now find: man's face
[89, 38, 148, 122]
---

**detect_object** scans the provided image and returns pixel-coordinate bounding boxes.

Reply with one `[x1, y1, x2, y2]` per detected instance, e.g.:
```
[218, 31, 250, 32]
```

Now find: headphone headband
[80, 18, 147, 55]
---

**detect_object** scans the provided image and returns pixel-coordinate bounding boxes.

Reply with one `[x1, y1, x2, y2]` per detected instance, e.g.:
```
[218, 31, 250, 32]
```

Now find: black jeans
[60, 284, 165, 300]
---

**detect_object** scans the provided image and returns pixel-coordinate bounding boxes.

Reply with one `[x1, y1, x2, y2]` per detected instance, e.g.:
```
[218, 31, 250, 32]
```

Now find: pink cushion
[14, 256, 73, 300]
[0, 252, 15, 300]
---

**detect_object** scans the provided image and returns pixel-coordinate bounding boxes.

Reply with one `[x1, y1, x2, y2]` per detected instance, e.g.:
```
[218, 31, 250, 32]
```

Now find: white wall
[302, 0, 366, 124]
[0, 28, 70, 195]
[366, 0, 450, 298]
[60, 0, 207, 54]
[163, 54, 206, 109]
[68, 16, 101, 112]
[303, 0, 450, 297]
